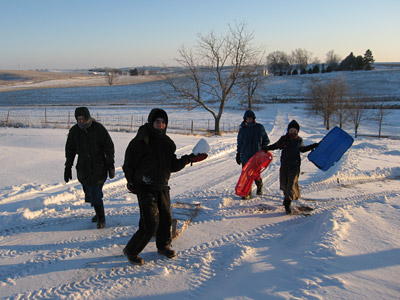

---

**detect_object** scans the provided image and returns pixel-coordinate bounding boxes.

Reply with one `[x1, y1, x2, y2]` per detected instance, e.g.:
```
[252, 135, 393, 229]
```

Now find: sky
[1, 0, 399, 70]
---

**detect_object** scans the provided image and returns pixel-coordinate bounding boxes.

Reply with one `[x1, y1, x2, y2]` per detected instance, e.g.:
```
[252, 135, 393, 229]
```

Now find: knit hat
[287, 120, 300, 132]
[243, 110, 256, 120]
[75, 107, 91, 121]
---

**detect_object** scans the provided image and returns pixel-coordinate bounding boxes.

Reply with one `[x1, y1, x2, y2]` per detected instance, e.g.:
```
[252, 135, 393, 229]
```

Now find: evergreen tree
[354, 56, 364, 70]
[321, 63, 326, 73]
[312, 65, 320, 74]
[339, 52, 356, 71]
[363, 49, 375, 70]
[129, 68, 139, 76]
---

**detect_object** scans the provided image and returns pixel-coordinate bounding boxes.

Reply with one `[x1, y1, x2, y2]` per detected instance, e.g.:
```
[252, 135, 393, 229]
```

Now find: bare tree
[376, 100, 391, 138]
[291, 48, 312, 71]
[326, 50, 341, 71]
[308, 77, 348, 130]
[348, 95, 367, 137]
[106, 72, 115, 85]
[333, 76, 349, 128]
[266, 51, 290, 75]
[307, 77, 347, 130]
[238, 53, 268, 110]
[165, 21, 266, 134]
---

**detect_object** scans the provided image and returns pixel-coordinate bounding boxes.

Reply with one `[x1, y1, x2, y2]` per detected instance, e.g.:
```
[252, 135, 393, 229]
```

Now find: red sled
[235, 150, 273, 197]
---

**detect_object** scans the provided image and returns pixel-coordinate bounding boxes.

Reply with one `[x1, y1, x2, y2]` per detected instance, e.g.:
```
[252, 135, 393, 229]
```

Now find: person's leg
[282, 167, 300, 214]
[87, 184, 105, 228]
[125, 191, 159, 256]
[280, 167, 292, 214]
[156, 188, 176, 258]
[255, 174, 263, 195]
[83, 185, 102, 224]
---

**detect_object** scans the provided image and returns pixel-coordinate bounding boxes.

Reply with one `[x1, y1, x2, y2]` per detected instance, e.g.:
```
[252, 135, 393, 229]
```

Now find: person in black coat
[122, 108, 207, 265]
[236, 110, 270, 199]
[64, 107, 115, 228]
[264, 120, 318, 214]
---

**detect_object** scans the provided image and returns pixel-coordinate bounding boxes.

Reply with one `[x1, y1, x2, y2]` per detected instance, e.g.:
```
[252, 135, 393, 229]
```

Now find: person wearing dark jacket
[264, 120, 318, 214]
[236, 110, 270, 199]
[64, 107, 115, 229]
[122, 108, 207, 265]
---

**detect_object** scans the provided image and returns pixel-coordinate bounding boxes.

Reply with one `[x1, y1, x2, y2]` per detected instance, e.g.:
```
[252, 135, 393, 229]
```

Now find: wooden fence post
[130, 115, 133, 132]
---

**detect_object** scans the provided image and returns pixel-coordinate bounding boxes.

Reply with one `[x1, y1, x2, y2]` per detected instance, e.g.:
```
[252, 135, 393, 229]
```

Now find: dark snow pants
[279, 166, 301, 201]
[125, 187, 172, 255]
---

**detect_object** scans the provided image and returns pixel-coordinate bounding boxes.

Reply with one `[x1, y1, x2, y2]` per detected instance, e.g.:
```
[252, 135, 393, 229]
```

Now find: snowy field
[1, 68, 400, 299]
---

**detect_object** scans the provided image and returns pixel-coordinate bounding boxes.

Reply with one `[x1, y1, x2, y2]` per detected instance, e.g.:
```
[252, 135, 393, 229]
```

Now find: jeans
[83, 184, 104, 206]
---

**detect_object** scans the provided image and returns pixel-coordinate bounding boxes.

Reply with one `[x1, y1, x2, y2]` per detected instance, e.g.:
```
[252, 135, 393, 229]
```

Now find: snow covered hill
[1, 103, 399, 299]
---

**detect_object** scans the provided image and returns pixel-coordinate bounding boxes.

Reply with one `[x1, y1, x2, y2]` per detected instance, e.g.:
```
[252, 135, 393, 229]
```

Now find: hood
[243, 110, 256, 120]
[147, 108, 168, 131]
[75, 107, 91, 121]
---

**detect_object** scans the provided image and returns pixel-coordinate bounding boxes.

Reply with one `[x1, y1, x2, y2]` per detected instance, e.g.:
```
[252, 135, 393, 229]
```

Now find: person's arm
[122, 140, 145, 183]
[261, 125, 270, 147]
[65, 129, 77, 168]
[64, 128, 77, 182]
[300, 142, 319, 153]
[264, 135, 286, 151]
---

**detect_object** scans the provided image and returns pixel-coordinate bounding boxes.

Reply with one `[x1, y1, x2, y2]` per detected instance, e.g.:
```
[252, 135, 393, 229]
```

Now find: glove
[108, 165, 115, 179]
[311, 143, 319, 150]
[185, 153, 208, 165]
[127, 182, 136, 194]
[64, 167, 72, 183]
[261, 145, 269, 152]
[236, 152, 241, 165]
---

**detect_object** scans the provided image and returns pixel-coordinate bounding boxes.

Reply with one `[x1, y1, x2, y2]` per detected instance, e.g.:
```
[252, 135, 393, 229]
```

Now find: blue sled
[308, 127, 354, 171]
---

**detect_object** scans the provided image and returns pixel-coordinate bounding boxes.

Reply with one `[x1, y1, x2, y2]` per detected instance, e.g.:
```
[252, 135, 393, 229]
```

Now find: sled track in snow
[0, 179, 136, 240]
[0, 213, 139, 285]
[8, 187, 400, 300]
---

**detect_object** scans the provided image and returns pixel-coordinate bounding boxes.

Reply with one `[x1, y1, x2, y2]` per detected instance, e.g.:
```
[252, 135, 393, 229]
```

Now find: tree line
[267, 49, 375, 76]
[307, 76, 390, 137]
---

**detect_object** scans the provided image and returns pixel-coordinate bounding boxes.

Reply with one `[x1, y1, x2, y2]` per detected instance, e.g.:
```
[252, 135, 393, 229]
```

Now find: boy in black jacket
[64, 107, 115, 229]
[122, 108, 207, 265]
[264, 120, 318, 214]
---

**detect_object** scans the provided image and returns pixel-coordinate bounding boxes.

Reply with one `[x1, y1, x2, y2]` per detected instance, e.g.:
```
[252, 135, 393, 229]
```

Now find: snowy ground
[1, 101, 399, 299]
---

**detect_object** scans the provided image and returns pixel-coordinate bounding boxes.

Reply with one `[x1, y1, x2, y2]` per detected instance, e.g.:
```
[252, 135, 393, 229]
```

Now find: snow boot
[283, 199, 292, 215]
[123, 247, 144, 265]
[242, 190, 252, 200]
[255, 179, 263, 195]
[91, 215, 98, 223]
[157, 247, 176, 259]
[94, 204, 106, 229]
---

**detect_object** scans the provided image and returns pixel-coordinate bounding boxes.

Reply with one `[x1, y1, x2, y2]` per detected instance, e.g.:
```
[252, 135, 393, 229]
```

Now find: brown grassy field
[0, 70, 163, 92]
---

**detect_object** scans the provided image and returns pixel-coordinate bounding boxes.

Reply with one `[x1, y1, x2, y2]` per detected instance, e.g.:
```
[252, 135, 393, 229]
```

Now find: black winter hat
[287, 120, 300, 132]
[148, 108, 168, 127]
[243, 110, 256, 120]
[75, 107, 91, 121]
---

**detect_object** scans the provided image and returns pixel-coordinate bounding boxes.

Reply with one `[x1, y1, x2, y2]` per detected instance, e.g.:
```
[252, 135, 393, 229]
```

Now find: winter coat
[123, 109, 187, 191]
[65, 120, 115, 186]
[237, 121, 270, 165]
[268, 134, 314, 169]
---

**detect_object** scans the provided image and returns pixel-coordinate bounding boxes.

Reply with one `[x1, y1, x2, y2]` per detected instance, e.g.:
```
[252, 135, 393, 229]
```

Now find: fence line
[0, 108, 238, 135]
